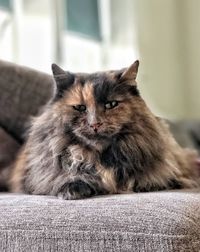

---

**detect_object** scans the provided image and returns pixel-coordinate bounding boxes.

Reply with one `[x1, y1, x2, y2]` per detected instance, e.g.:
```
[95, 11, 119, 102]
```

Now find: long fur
[10, 62, 199, 199]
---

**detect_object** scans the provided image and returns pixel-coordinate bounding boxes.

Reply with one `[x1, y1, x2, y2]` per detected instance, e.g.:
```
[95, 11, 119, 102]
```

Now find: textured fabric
[0, 191, 199, 252]
[0, 60, 54, 142]
[0, 127, 20, 190]
[168, 120, 200, 151]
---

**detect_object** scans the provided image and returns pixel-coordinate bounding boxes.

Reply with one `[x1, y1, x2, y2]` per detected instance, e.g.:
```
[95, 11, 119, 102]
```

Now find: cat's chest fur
[59, 142, 119, 192]
[59, 134, 161, 193]
[60, 144, 97, 175]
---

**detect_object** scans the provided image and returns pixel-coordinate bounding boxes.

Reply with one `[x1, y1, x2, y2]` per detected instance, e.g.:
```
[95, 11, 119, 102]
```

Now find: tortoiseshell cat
[10, 61, 199, 199]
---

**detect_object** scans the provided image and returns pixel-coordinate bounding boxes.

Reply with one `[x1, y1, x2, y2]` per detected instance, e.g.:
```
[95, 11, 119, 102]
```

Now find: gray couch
[0, 60, 200, 252]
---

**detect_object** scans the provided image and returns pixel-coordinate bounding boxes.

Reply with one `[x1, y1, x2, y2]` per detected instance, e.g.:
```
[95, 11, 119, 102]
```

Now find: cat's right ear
[51, 63, 74, 98]
[52, 63, 66, 76]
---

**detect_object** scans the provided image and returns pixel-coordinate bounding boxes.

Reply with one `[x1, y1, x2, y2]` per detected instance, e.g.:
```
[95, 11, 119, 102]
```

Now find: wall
[133, 0, 200, 119]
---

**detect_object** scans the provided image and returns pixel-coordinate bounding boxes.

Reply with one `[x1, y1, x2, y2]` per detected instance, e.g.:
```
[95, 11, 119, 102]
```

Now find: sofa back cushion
[0, 60, 54, 142]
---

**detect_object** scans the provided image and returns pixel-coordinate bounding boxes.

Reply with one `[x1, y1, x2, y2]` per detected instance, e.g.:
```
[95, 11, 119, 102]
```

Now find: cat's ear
[119, 60, 139, 84]
[51, 63, 74, 98]
[52, 63, 66, 76]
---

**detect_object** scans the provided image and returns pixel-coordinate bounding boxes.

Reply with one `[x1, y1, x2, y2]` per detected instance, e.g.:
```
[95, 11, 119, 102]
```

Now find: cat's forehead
[63, 68, 138, 104]
[75, 70, 119, 86]
[76, 71, 123, 103]
[62, 71, 121, 106]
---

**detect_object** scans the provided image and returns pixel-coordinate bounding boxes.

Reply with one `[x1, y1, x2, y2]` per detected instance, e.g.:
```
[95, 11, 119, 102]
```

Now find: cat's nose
[90, 122, 102, 132]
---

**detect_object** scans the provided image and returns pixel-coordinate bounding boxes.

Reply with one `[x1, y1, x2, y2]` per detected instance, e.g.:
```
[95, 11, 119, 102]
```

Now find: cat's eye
[73, 105, 86, 112]
[105, 101, 119, 109]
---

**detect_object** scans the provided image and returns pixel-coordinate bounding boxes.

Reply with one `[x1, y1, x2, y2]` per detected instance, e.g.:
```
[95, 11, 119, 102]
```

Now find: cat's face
[52, 61, 142, 145]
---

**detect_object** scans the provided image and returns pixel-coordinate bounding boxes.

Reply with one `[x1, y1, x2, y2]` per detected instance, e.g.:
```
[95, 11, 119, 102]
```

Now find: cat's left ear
[119, 60, 139, 84]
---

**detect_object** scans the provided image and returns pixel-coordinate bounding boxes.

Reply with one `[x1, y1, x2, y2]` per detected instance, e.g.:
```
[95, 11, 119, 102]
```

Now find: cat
[10, 60, 199, 199]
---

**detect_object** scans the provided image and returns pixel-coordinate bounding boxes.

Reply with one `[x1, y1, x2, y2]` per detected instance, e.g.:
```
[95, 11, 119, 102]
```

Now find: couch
[0, 60, 200, 252]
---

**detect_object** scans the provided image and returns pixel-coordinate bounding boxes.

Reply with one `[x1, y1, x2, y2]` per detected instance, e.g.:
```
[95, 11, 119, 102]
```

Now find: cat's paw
[57, 180, 96, 200]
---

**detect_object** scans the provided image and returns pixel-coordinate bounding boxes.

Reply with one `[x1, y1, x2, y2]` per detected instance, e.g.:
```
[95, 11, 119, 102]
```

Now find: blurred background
[0, 0, 200, 120]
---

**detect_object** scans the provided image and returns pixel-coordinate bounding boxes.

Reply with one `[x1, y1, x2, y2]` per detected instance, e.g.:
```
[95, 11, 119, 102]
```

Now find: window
[65, 0, 101, 41]
[0, 0, 11, 10]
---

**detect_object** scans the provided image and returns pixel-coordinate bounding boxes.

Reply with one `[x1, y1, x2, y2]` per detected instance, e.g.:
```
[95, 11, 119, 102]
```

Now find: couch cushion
[0, 60, 54, 142]
[0, 191, 199, 252]
[169, 120, 200, 150]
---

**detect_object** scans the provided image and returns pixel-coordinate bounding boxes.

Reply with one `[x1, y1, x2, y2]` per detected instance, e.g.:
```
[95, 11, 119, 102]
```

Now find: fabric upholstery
[0, 60, 54, 142]
[169, 120, 200, 150]
[0, 191, 199, 252]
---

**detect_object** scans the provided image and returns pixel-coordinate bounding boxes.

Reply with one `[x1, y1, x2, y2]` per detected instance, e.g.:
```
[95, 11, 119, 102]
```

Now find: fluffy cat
[10, 61, 199, 199]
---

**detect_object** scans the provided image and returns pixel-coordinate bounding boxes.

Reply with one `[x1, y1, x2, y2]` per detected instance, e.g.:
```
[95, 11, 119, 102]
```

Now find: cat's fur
[10, 61, 199, 199]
